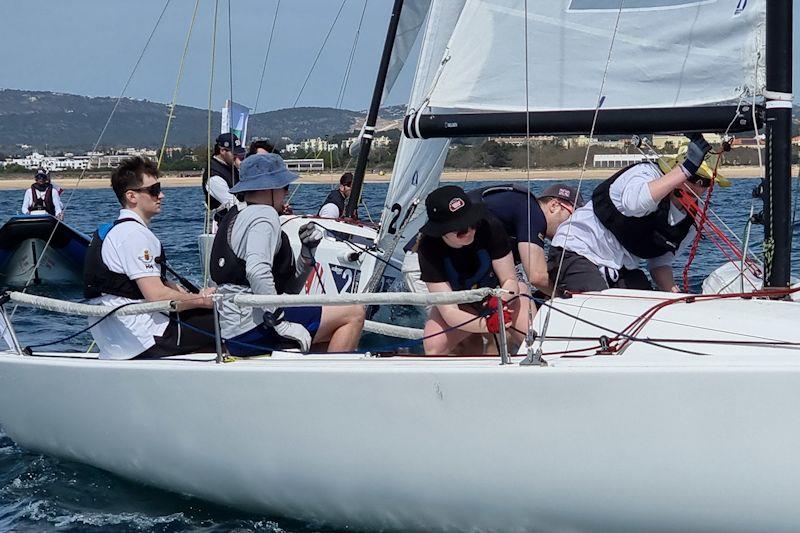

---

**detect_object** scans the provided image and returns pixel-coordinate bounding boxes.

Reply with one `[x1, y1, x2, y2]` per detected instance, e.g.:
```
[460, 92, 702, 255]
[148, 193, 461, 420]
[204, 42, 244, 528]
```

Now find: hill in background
[0, 89, 405, 154]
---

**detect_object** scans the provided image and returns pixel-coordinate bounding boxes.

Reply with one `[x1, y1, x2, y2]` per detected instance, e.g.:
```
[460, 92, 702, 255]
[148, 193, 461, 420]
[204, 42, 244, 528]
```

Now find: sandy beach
[0, 165, 777, 191]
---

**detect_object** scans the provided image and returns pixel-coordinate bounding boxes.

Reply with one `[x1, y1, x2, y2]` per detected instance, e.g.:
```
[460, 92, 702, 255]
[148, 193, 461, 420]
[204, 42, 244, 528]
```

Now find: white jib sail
[382, 0, 432, 102]
[424, 0, 765, 113]
[372, 0, 468, 272]
[350, 0, 432, 157]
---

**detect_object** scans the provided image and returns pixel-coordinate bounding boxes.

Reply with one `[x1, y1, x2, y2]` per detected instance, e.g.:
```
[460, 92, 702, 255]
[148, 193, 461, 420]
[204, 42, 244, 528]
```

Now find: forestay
[423, 0, 766, 113]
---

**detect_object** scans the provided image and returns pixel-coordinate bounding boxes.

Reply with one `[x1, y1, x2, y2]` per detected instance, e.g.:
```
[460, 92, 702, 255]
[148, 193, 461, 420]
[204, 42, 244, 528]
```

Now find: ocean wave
[14, 498, 290, 532]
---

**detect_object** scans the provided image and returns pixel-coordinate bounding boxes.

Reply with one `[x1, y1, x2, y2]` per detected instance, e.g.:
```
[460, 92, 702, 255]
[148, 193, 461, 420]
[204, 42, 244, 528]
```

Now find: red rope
[676, 150, 761, 291]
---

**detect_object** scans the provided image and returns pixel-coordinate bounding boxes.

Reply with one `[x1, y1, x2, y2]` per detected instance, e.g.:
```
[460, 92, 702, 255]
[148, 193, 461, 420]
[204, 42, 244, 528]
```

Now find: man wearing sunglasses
[84, 156, 216, 360]
[21, 169, 64, 219]
[210, 153, 365, 356]
[549, 134, 729, 295]
[202, 132, 246, 220]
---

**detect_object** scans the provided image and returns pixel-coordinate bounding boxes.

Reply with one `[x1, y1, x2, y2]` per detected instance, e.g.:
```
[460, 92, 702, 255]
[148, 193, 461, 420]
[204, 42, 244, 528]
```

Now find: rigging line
[523, 295, 705, 356]
[158, 0, 202, 169]
[536, 1, 625, 347]
[10, 0, 174, 316]
[292, 0, 349, 108]
[254, 0, 281, 114]
[203, 0, 221, 265]
[523, 0, 535, 340]
[227, 0, 234, 119]
[336, 0, 369, 109]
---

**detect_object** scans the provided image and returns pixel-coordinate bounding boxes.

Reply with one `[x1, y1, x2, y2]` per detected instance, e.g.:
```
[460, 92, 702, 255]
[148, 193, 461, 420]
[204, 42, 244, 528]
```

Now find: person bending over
[417, 185, 531, 355]
[85, 156, 216, 360]
[211, 153, 365, 356]
[403, 182, 583, 297]
[549, 134, 728, 294]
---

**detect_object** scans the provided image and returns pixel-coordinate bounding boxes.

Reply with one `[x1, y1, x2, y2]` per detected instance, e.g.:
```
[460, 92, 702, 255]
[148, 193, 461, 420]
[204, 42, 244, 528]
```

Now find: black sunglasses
[128, 182, 162, 197]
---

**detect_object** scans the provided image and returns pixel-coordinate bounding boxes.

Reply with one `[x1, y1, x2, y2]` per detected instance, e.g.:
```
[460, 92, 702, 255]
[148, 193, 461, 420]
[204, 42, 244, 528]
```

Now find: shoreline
[0, 165, 777, 191]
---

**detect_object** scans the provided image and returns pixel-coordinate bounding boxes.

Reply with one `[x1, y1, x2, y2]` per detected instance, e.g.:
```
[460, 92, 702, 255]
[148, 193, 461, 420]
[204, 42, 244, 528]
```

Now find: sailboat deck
[5, 349, 800, 370]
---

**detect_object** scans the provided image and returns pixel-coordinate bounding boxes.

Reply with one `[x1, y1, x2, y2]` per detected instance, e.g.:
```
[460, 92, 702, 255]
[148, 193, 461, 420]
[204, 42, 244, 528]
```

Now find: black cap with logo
[539, 183, 585, 208]
[421, 185, 486, 237]
[215, 132, 246, 156]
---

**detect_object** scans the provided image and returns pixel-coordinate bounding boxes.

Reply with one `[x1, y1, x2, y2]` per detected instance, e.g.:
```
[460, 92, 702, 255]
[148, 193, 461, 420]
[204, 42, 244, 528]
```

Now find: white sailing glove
[299, 222, 323, 266]
[274, 320, 312, 352]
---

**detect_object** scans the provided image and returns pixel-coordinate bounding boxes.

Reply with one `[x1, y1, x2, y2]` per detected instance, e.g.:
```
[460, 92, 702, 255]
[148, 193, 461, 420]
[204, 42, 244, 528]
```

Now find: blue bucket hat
[230, 153, 299, 193]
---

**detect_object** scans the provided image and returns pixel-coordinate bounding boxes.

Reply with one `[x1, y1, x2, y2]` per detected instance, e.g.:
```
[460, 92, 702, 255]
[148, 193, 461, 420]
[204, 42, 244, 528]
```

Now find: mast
[344, 0, 404, 218]
[762, 0, 793, 288]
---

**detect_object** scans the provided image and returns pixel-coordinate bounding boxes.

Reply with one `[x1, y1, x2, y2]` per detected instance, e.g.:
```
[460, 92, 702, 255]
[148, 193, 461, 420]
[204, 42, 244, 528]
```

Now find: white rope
[233, 288, 502, 308]
[363, 320, 422, 339]
[8, 292, 175, 317]
[5, 288, 502, 317]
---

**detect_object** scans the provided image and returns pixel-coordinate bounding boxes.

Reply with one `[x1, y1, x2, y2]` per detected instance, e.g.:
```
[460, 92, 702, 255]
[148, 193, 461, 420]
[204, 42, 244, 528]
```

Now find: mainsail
[406, 0, 766, 137]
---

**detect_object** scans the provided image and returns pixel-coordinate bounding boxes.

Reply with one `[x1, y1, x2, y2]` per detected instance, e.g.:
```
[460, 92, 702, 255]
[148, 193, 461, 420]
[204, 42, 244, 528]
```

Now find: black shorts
[138, 308, 217, 358]
[548, 247, 653, 295]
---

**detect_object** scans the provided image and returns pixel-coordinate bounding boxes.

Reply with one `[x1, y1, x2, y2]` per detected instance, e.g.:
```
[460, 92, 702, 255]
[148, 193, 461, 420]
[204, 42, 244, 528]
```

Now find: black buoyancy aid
[202, 157, 239, 210]
[592, 163, 695, 259]
[29, 185, 55, 215]
[472, 183, 534, 200]
[210, 205, 296, 294]
[84, 218, 167, 299]
[442, 249, 497, 291]
[317, 189, 346, 217]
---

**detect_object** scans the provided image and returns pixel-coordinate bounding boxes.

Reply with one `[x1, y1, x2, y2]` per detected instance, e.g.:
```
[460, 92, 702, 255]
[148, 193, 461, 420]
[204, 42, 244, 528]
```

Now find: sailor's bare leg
[313, 304, 365, 352]
[423, 307, 477, 355]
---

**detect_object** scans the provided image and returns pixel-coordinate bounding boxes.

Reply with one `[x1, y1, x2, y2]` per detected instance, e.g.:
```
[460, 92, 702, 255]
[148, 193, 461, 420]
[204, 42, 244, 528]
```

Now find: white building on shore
[2, 148, 162, 171]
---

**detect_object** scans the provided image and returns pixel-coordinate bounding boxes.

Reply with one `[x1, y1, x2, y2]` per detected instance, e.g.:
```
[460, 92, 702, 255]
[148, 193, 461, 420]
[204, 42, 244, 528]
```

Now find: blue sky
[1, 0, 798, 112]
[1, 0, 411, 112]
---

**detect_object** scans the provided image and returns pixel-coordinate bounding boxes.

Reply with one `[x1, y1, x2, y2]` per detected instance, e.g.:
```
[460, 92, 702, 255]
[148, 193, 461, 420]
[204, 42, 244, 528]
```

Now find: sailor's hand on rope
[199, 287, 216, 307]
[299, 223, 323, 249]
[682, 134, 712, 176]
[299, 222, 323, 265]
[483, 296, 512, 334]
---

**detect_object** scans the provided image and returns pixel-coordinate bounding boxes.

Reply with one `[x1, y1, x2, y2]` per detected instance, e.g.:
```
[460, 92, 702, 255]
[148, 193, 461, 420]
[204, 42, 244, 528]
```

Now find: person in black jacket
[317, 172, 353, 218]
[202, 132, 246, 214]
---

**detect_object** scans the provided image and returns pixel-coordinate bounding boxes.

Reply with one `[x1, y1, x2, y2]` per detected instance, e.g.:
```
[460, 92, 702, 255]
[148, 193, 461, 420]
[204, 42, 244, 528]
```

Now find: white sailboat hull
[1, 347, 799, 532]
[199, 215, 401, 295]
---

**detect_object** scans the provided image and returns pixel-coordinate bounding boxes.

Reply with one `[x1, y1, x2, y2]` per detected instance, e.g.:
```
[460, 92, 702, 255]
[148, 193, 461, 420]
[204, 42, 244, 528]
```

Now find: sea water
[0, 177, 794, 531]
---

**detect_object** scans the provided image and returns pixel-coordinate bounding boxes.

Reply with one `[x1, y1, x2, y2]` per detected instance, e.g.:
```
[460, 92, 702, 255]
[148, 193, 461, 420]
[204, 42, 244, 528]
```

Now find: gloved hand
[299, 222, 323, 265]
[274, 320, 312, 352]
[483, 296, 512, 334]
[681, 133, 712, 177]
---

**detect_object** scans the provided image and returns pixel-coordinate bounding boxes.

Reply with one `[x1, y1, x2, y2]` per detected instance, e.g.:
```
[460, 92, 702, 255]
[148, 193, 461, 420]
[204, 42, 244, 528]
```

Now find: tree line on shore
[0, 133, 792, 175]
